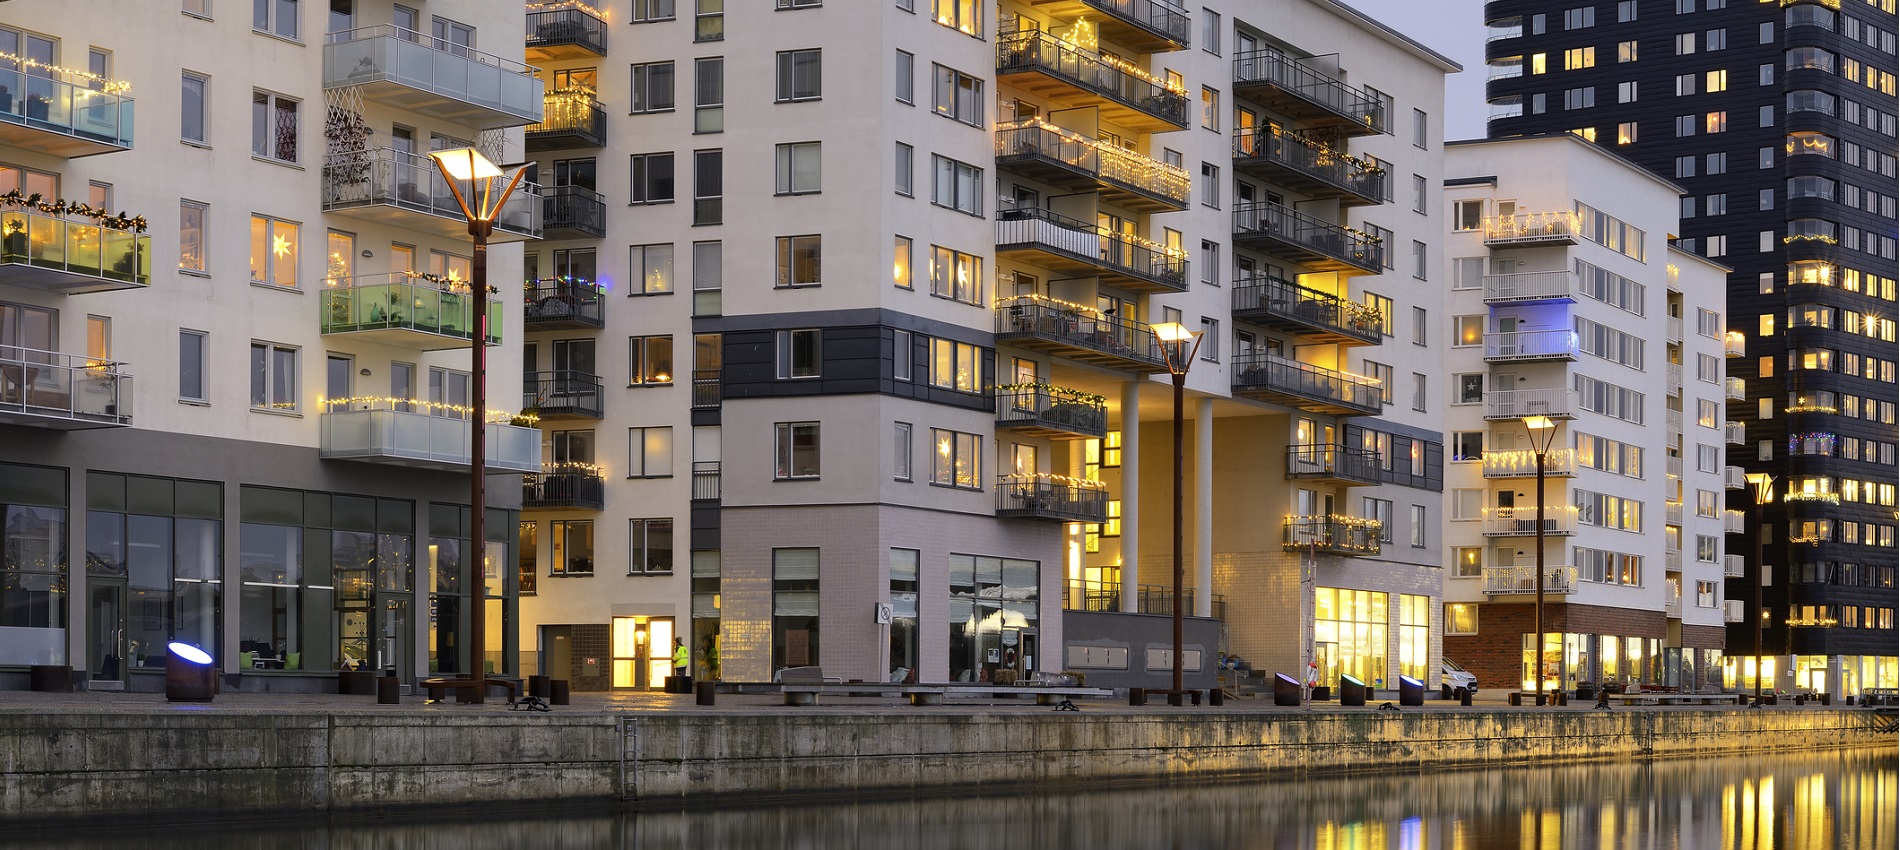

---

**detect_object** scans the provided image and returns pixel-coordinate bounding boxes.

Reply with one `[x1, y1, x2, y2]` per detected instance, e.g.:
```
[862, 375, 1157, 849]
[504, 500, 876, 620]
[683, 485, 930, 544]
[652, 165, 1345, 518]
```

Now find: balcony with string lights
[996, 30, 1188, 132]
[1026, 0, 1190, 52]
[525, 2, 607, 62]
[0, 63, 133, 157]
[321, 147, 541, 241]
[995, 120, 1188, 212]
[319, 272, 502, 349]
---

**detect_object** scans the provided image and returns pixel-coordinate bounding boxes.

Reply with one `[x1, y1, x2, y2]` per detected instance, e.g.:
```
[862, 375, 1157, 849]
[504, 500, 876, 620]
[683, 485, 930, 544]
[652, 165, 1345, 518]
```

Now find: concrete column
[1195, 397, 1213, 618]
[1119, 379, 1141, 612]
[66, 472, 87, 678]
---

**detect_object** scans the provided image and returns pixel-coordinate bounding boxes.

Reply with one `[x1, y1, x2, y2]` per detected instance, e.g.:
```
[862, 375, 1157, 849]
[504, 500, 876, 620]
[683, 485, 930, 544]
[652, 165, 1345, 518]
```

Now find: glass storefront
[85, 473, 222, 683]
[889, 549, 918, 683]
[1398, 594, 1429, 681]
[1315, 587, 1387, 688]
[949, 553, 1039, 684]
[611, 615, 674, 689]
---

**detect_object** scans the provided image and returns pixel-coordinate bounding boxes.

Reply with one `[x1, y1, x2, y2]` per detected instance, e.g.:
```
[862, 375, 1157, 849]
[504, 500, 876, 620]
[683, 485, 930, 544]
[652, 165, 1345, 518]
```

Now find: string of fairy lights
[0, 51, 132, 94]
[321, 396, 535, 424]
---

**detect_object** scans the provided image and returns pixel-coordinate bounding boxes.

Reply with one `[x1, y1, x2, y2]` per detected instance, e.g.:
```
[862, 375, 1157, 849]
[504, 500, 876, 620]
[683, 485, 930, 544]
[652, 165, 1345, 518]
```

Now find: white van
[1442, 659, 1478, 696]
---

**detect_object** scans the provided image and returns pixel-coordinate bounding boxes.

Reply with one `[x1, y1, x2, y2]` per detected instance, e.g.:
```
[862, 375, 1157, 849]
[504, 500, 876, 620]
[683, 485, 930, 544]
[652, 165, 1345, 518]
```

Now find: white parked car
[1443, 659, 1478, 696]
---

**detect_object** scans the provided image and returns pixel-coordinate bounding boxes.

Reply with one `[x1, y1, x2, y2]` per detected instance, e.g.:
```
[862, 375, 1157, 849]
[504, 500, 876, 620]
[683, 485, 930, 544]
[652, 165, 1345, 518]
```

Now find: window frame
[775, 421, 821, 479]
[774, 141, 822, 195]
[248, 340, 299, 413]
[775, 235, 823, 288]
[627, 518, 675, 575]
[775, 48, 823, 102]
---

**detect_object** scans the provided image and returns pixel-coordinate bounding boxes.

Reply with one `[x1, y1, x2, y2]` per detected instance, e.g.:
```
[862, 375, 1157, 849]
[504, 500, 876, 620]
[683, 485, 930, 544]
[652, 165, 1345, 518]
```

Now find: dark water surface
[9, 748, 1892, 849]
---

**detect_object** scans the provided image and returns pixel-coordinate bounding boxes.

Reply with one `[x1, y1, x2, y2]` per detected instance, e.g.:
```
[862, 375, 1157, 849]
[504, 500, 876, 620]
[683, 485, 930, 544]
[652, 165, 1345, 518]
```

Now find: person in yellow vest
[672, 637, 689, 685]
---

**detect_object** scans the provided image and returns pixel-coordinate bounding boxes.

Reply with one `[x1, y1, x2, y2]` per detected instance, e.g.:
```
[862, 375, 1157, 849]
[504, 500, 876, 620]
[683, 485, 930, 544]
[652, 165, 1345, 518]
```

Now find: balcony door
[428, 367, 469, 416]
[553, 338, 595, 384]
[554, 157, 597, 191]
[430, 16, 475, 57]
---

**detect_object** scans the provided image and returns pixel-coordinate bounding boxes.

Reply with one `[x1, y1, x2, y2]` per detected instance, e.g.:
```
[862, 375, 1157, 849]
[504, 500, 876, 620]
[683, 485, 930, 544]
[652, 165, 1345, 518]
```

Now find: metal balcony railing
[1232, 201, 1384, 273]
[1057, 0, 1191, 48]
[1725, 377, 1747, 401]
[541, 185, 606, 237]
[993, 295, 1167, 373]
[996, 31, 1188, 130]
[1666, 501, 1683, 525]
[1285, 445, 1380, 484]
[523, 370, 603, 419]
[1483, 270, 1576, 303]
[0, 67, 134, 155]
[1482, 211, 1580, 245]
[996, 120, 1189, 209]
[320, 273, 502, 349]
[1665, 548, 1683, 570]
[1062, 579, 1225, 620]
[996, 206, 1187, 291]
[322, 147, 541, 240]
[1726, 466, 1748, 489]
[1724, 331, 1746, 357]
[525, 6, 607, 58]
[1725, 421, 1746, 445]
[1232, 50, 1387, 135]
[323, 25, 542, 127]
[1724, 510, 1745, 534]
[1667, 363, 1684, 394]
[691, 368, 720, 409]
[994, 474, 1110, 523]
[1667, 316, 1684, 344]
[521, 467, 605, 510]
[523, 279, 604, 329]
[1231, 276, 1382, 345]
[0, 346, 132, 430]
[0, 208, 150, 293]
[1483, 329, 1578, 361]
[525, 90, 606, 150]
[1230, 125, 1387, 203]
[994, 383, 1108, 439]
[1481, 449, 1576, 478]
[1724, 554, 1744, 578]
[1482, 565, 1578, 595]
[1667, 456, 1684, 479]
[692, 460, 721, 501]
[1484, 387, 1577, 420]
[1231, 353, 1382, 414]
[1724, 599, 1744, 623]
[1281, 516, 1382, 555]
[1482, 507, 1578, 536]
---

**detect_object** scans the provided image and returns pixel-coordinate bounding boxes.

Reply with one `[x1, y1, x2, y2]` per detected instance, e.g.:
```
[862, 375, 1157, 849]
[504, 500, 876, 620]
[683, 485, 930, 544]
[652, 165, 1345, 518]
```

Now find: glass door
[89, 582, 126, 689]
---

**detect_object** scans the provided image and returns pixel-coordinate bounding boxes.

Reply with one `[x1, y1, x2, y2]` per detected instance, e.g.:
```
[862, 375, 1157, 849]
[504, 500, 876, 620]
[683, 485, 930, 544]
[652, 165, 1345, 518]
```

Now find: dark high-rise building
[1481, 0, 1897, 698]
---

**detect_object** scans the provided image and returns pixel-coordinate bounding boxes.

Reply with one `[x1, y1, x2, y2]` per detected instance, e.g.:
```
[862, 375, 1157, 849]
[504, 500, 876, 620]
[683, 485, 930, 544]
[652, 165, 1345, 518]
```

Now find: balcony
[994, 474, 1109, 523]
[520, 467, 605, 511]
[323, 26, 543, 129]
[692, 461, 721, 501]
[1231, 353, 1382, 415]
[1482, 507, 1578, 537]
[1482, 212, 1579, 247]
[1725, 377, 1747, 401]
[0, 68, 133, 157]
[1665, 547, 1683, 570]
[1231, 276, 1381, 345]
[1285, 445, 1379, 486]
[996, 121, 1189, 212]
[0, 347, 131, 430]
[1724, 332, 1746, 357]
[524, 279, 604, 330]
[1725, 466, 1747, 490]
[1666, 501, 1683, 525]
[1666, 409, 1683, 435]
[1481, 448, 1576, 478]
[1232, 201, 1383, 274]
[1063, 580, 1226, 619]
[1666, 316, 1683, 344]
[1666, 456, 1683, 479]
[320, 274, 501, 350]
[1230, 126, 1386, 206]
[523, 370, 602, 420]
[1724, 600, 1744, 623]
[322, 148, 541, 242]
[1725, 421, 1746, 445]
[524, 90, 605, 151]
[1667, 363, 1683, 395]
[994, 383, 1108, 440]
[1483, 270, 1577, 304]
[993, 296, 1168, 374]
[1281, 516, 1382, 556]
[1724, 510, 1745, 534]
[1232, 50, 1386, 136]
[996, 31, 1188, 133]
[1484, 387, 1577, 420]
[1483, 329, 1577, 362]
[996, 207, 1187, 293]
[525, 5, 607, 61]
[1724, 554, 1744, 578]
[318, 400, 541, 473]
[1482, 565, 1579, 596]
[541, 185, 605, 239]
[0, 208, 150, 293]
[1664, 597, 1683, 618]
[691, 368, 720, 410]
[1027, 0, 1191, 52]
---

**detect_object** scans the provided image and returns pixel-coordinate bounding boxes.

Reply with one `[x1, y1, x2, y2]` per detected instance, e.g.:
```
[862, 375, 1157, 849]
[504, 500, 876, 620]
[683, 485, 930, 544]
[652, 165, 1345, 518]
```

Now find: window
[1200, 163, 1220, 207]
[1452, 257, 1484, 289]
[931, 0, 980, 36]
[1565, 6, 1595, 28]
[1199, 241, 1219, 285]
[929, 246, 980, 304]
[629, 153, 675, 204]
[1412, 241, 1427, 280]
[629, 336, 674, 386]
[632, 0, 676, 22]
[181, 72, 207, 143]
[1564, 87, 1596, 110]
[1451, 432, 1483, 461]
[1202, 8, 1220, 53]
[1364, 361, 1394, 405]
[1201, 87, 1219, 131]
[772, 548, 820, 668]
[1362, 498, 1394, 543]
[1707, 69, 1728, 93]
[1564, 47, 1596, 69]
[929, 428, 982, 489]
[179, 201, 208, 273]
[893, 236, 913, 289]
[1676, 32, 1695, 54]
[1696, 535, 1719, 563]
[1618, 41, 1637, 62]
[1706, 28, 1726, 50]
[929, 338, 983, 392]
[1452, 490, 1484, 522]
[694, 57, 723, 132]
[629, 244, 673, 295]
[1200, 318, 1219, 361]
[1412, 175, 1427, 213]
[931, 155, 982, 215]
[179, 329, 209, 402]
[1617, 122, 1636, 144]
[1618, 81, 1637, 103]
[1454, 373, 1484, 405]
[894, 422, 913, 481]
[774, 142, 821, 195]
[932, 65, 983, 126]
[250, 91, 297, 162]
[1617, 1, 1636, 21]
[1707, 152, 1727, 174]
[775, 236, 822, 288]
[1676, 73, 1697, 96]
[691, 241, 721, 315]
[695, 0, 722, 41]
[775, 423, 821, 479]
[775, 49, 821, 101]
[630, 62, 675, 113]
[1413, 109, 1428, 148]
[892, 50, 916, 105]
[628, 519, 674, 574]
[1698, 399, 1718, 428]
[1365, 293, 1394, 336]
[895, 143, 913, 196]
[1446, 603, 1478, 634]
[1453, 200, 1483, 231]
[776, 329, 821, 378]
[1411, 373, 1427, 411]
[248, 214, 299, 288]
[551, 520, 594, 576]
[253, 0, 299, 38]
[693, 149, 722, 225]
[1454, 316, 1485, 348]
[249, 342, 297, 411]
[776, 0, 819, 7]
[627, 426, 673, 477]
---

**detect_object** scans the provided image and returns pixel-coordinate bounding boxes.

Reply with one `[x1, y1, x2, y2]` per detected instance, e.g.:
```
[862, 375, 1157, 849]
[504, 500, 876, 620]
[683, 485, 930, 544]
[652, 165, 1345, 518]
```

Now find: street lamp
[1152, 321, 1203, 706]
[430, 147, 530, 703]
[1522, 414, 1560, 706]
[1745, 472, 1775, 707]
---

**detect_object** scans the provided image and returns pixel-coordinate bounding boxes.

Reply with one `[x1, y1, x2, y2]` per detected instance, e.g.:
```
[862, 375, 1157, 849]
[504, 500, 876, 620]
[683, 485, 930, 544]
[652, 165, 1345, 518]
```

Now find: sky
[1341, 0, 1491, 142]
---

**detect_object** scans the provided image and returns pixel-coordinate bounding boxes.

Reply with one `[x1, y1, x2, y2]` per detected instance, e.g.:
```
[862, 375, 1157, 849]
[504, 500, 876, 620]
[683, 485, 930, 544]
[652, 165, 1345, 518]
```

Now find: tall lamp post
[1151, 321, 1203, 706]
[430, 148, 529, 702]
[1522, 414, 1560, 706]
[1744, 472, 1775, 706]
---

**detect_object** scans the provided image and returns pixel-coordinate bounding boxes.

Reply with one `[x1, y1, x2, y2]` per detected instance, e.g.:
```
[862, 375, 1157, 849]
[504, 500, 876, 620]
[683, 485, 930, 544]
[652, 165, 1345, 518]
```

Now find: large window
[178, 329, 209, 402]
[551, 519, 594, 576]
[630, 62, 676, 113]
[694, 57, 723, 132]
[931, 155, 982, 215]
[250, 91, 298, 162]
[948, 554, 1038, 683]
[0, 476, 67, 665]
[630, 244, 673, 294]
[775, 422, 820, 479]
[249, 342, 297, 411]
[627, 426, 673, 477]
[889, 549, 919, 682]
[775, 329, 820, 378]
[775, 49, 821, 101]
[773, 548, 820, 668]
[774, 142, 821, 195]
[629, 153, 675, 204]
[1315, 587, 1388, 688]
[693, 149, 721, 225]
[775, 235, 822, 288]
[181, 72, 208, 143]
[629, 335, 674, 386]
[932, 65, 983, 126]
[931, 0, 980, 36]
[627, 519, 673, 574]
[929, 246, 980, 303]
[1399, 594, 1429, 680]
[248, 215, 299, 287]
[253, 0, 299, 39]
[930, 338, 982, 392]
[929, 428, 981, 489]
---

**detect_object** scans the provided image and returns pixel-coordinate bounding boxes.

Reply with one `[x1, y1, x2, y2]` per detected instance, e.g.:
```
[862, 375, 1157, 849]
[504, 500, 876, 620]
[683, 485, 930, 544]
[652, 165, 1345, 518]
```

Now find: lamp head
[1522, 414, 1559, 452]
[167, 642, 214, 666]
[1152, 321, 1196, 343]
[1745, 472, 1776, 505]
[429, 148, 503, 181]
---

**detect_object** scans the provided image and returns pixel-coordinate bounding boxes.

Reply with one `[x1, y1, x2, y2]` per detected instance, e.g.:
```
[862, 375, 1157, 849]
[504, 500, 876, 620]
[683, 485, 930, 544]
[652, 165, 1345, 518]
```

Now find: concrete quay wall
[0, 709, 1888, 823]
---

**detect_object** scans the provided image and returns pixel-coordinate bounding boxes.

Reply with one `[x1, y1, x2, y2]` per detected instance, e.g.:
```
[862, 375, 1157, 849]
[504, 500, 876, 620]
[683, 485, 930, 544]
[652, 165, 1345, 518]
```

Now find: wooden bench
[422, 677, 521, 703]
[780, 683, 1112, 706]
[1614, 693, 1748, 706]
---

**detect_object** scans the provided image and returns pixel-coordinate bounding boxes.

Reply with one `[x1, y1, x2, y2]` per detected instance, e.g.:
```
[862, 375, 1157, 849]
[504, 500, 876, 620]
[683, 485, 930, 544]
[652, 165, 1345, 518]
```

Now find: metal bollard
[695, 680, 717, 706]
[376, 676, 401, 705]
[1209, 687, 1224, 706]
[1129, 687, 1147, 706]
[1459, 687, 1473, 707]
[550, 679, 570, 705]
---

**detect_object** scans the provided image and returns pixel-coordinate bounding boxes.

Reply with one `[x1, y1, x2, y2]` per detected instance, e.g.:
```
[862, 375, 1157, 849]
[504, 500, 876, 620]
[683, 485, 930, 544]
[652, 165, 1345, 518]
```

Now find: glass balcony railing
[1232, 50, 1386, 135]
[1282, 516, 1382, 555]
[1483, 329, 1578, 361]
[1482, 270, 1577, 303]
[541, 185, 605, 237]
[525, 5, 607, 59]
[521, 467, 605, 510]
[1484, 387, 1577, 420]
[1233, 201, 1383, 273]
[1482, 211, 1580, 245]
[525, 89, 605, 150]
[1231, 125, 1387, 204]
[0, 67, 133, 156]
[323, 26, 543, 128]
[994, 473, 1109, 523]
[320, 273, 502, 349]
[996, 31, 1188, 130]
[1231, 276, 1382, 345]
[996, 120, 1189, 209]
[322, 147, 541, 240]
[993, 294, 1167, 373]
[1482, 449, 1576, 477]
[994, 383, 1109, 439]
[523, 279, 604, 329]
[1231, 353, 1382, 415]
[0, 208, 150, 293]
[523, 369, 603, 419]
[0, 346, 132, 430]
[319, 398, 541, 473]
[1725, 377, 1747, 401]
[996, 206, 1187, 291]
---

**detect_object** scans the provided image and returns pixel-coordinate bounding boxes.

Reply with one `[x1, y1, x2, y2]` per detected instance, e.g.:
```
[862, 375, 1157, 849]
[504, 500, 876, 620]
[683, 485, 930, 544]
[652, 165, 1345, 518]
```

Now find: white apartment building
[0, 0, 538, 692]
[1440, 136, 1732, 695]
[513, 0, 1458, 693]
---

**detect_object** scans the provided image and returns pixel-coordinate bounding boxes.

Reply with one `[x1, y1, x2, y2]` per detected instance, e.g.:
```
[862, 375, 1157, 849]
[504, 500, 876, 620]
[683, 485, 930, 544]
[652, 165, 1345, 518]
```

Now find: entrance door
[542, 624, 572, 679]
[89, 583, 126, 690]
[611, 616, 674, 689]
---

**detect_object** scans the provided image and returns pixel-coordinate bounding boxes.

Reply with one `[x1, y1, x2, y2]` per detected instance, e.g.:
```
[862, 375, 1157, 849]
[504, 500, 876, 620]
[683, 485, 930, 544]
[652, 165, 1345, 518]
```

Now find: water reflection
[10, 749, 1891, 850]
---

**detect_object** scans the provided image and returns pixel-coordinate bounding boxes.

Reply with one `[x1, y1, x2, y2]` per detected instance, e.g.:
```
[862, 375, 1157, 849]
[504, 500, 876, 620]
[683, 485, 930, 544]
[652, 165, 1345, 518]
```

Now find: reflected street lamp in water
[1522, 414, 1560, 705]
[1151, 321, 1203, 705]
[430, 147, 529, 702]
[1745, 472, 1775, 707]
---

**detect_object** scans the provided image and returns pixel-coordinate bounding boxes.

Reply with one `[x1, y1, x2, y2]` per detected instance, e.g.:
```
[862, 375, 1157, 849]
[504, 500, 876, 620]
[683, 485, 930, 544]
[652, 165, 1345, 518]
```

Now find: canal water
[9, 748, 1892, 849]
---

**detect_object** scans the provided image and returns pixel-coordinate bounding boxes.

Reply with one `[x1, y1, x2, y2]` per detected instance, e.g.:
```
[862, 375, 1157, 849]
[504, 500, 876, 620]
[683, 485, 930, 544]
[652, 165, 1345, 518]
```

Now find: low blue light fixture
[1399, 674, 1425, 707]
[166, 641, 217, 702]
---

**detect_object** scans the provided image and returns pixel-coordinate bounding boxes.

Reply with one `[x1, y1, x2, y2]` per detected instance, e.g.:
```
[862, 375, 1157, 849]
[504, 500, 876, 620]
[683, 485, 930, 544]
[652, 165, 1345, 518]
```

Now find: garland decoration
[0, 190, 146, 233]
